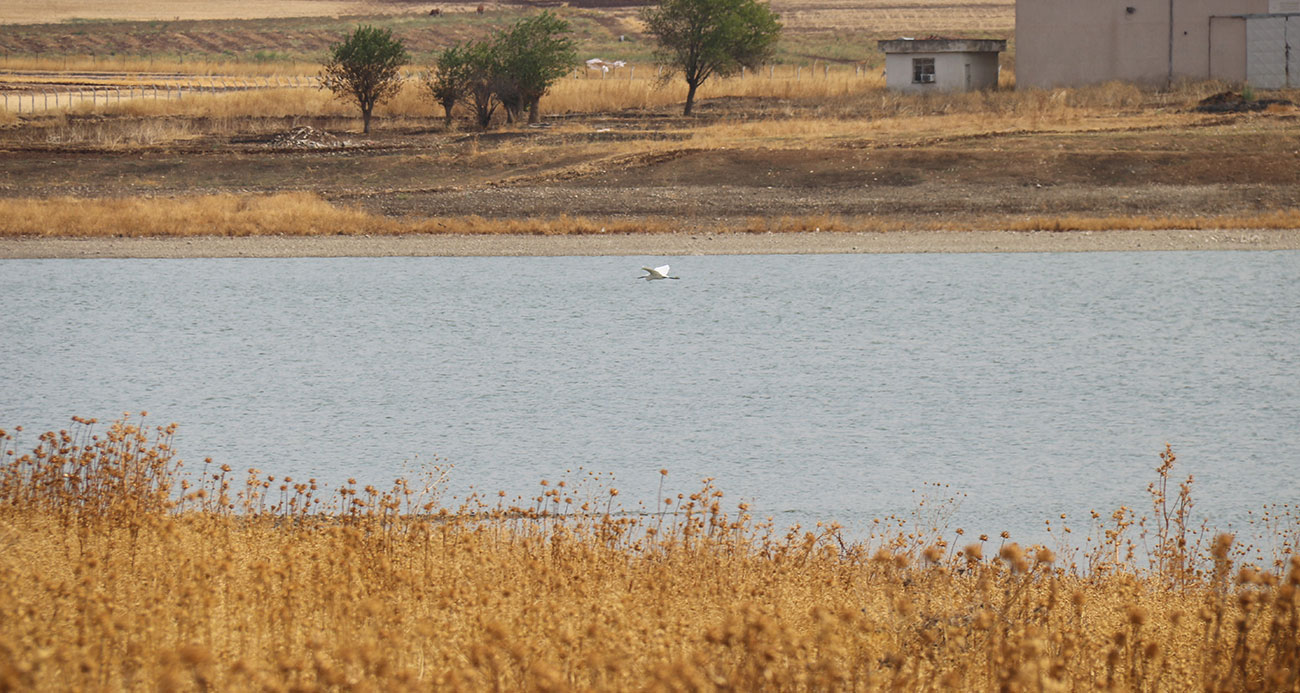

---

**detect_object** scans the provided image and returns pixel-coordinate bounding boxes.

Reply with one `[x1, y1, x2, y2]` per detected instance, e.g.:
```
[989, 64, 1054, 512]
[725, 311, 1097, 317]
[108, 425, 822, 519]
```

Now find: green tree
[491, 11, 578, 124]
[427, 43, 476, 127]
[642, 0, 781, 115]
[463, 40, 503, 129]
[321, 25, 409, 134]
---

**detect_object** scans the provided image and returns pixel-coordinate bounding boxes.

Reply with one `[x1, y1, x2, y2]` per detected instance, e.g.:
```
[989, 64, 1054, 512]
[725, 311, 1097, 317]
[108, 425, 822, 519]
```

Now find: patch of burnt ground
[1194, 90, 1293, 113]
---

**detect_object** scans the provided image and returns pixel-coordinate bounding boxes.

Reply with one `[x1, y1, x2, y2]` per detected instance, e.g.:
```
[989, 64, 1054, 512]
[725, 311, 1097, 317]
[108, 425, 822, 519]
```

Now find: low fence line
[0, 74, 325, 114]
[573, 61, 874, 81]
[1, 63, 879, 114]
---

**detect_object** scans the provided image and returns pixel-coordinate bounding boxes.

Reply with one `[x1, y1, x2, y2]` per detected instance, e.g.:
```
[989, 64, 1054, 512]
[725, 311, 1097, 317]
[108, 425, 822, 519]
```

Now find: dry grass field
[2, 76, 1299, 237]
[1, 418, 1298, 690]
[1, 0, 451, 24]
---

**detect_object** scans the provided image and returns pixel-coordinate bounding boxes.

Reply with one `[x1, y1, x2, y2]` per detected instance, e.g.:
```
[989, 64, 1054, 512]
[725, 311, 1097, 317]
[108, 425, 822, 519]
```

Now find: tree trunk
[472, 88, 494, 129]
[442, 100, 454, 127]
[683, 81, 698, 116]
[528, 95, 541, 124]
[503, 95, 523, 124]
[362, 105, 372, 134]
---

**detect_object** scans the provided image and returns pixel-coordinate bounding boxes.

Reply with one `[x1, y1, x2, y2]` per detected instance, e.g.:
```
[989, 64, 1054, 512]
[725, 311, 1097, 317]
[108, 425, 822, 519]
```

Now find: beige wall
[884, 52, 1000, 92]
[1016, 0, 1271, 88]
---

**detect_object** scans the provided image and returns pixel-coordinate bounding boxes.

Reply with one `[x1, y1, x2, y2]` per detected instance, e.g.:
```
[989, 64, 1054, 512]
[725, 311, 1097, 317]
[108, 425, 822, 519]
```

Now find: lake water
[2, 251, 1298, 546]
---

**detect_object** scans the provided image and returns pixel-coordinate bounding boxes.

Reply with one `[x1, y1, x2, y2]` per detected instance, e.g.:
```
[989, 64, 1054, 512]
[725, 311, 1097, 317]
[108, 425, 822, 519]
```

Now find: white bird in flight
[640, 265, 680, 280]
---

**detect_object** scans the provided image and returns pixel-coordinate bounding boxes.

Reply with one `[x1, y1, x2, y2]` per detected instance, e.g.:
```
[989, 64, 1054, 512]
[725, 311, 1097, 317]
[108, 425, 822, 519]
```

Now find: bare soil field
[3, 97, 1299, 237]
[0, 0, 1012, 67]
[1, 0, 448, 25]
[2, 0, 1014, 34]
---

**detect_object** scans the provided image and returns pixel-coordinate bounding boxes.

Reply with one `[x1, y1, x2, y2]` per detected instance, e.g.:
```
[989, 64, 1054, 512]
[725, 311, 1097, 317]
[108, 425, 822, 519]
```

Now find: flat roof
[877, 38, 1007, 54]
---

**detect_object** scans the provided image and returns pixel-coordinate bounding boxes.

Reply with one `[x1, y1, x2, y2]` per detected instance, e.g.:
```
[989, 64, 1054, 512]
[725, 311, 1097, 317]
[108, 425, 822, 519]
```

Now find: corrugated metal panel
[1289, 17, 1300, 86]
[1247, 15, 1288, 87]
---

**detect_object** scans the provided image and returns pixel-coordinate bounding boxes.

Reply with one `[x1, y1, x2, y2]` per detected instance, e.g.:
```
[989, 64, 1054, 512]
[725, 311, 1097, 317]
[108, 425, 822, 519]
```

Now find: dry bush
[1, 416, 1297, 691]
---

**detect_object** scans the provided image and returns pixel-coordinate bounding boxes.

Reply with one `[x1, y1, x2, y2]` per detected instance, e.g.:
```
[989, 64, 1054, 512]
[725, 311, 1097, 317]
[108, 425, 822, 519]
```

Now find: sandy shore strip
[2, 229, 1299, 259]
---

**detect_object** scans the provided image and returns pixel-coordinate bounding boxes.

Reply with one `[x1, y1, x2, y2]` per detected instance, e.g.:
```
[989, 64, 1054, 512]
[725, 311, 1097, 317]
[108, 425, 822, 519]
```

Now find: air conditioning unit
[920, 74, 935, 83]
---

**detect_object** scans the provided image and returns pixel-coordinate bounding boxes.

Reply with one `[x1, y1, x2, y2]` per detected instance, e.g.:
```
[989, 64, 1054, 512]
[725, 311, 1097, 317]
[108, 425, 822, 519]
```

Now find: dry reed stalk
[0, 418, 1297, 690]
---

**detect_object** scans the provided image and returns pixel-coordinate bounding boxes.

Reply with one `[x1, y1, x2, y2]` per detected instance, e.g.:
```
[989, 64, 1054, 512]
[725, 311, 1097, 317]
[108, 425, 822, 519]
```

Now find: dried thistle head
[1211, 533, 1234, 560]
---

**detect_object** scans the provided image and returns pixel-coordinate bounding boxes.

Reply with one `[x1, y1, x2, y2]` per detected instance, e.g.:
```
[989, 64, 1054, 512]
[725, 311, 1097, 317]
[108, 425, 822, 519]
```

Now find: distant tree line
[321, 0, 781, 131]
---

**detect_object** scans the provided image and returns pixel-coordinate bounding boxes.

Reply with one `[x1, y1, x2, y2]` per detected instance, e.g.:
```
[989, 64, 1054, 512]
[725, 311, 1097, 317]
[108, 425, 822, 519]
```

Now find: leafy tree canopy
[321, 25, 409, 133]
[642, 0, 781, 115]
[492, 11, 578, 124]
[426, 11, 577, 128]
[428, 43, 477, 126]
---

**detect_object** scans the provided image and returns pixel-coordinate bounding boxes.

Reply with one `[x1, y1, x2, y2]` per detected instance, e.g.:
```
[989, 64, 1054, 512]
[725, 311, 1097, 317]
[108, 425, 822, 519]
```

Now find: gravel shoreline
[3, 229, 1299, 259]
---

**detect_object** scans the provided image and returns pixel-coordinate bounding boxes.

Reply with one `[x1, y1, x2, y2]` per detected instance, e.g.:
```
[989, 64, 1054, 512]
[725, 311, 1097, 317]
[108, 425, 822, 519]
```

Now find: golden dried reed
[0, 416, 1297, 691]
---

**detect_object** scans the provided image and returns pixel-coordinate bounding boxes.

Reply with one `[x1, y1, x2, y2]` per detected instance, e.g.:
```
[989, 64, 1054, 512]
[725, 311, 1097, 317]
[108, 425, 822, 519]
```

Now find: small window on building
[912, 57, 935, 84]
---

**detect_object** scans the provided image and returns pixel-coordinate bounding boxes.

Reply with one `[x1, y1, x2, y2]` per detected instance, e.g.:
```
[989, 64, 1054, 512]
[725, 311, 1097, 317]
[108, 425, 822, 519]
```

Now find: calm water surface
[2, 252, 1297, 543]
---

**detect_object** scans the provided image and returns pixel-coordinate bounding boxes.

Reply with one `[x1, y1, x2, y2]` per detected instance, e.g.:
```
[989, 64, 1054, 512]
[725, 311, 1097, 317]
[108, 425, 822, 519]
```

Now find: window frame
[912, 57, 936, 84]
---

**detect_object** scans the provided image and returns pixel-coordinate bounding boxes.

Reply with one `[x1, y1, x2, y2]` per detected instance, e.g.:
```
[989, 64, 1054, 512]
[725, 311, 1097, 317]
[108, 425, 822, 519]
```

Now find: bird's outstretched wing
[641, 266, 666, 278]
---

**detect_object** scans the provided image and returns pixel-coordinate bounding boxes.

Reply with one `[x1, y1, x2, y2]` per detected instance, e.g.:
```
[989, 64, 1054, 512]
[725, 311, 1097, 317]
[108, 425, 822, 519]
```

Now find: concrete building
[1016, 0, 1300, 88]
[878, 38, 1007, 92]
